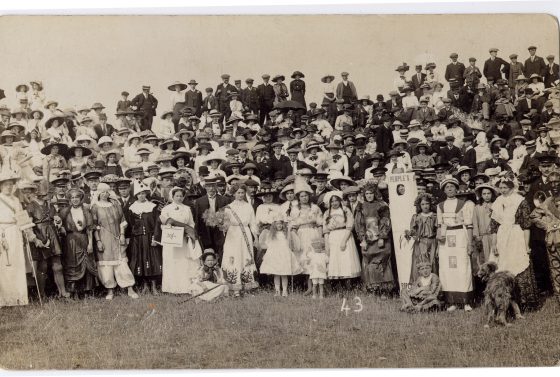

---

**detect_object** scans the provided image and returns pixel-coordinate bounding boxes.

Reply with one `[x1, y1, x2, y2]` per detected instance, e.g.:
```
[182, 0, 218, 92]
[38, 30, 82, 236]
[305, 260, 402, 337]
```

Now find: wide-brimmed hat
[329, 175, 357, 190]
[279, 184, 295, 201]
[168, 81, 187, 91]
[290, 127, 308, 138]
[0, 171, 20, 185]
[101, 149, 122, 161]
[321, 74, 335, 83]
[159, 137, 181, 151]
[272, 75, 285, 83]
[68, 145, 92, 157]
[474, 183, 497, 197]
[91, 102, 105, 110]
[45, 114, 66, 129]
[529, 73, 543, 82]
[160, 110, 174, 119]
[440, 176, 459, 190]
[510, 135, 527, 144]
[291, 71, 305, 79]
[323, 190, 343, 206]
[204, 152, 225, 165]
[515, 74, 528, 82]
[40, 142, 68, 155]
[29, 80, 43, 90]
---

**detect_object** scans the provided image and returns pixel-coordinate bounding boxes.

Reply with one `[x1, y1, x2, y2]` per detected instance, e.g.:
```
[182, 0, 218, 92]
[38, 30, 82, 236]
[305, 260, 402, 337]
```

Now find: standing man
[241, 78, 260, 115]
[257, 74, 275, 124]
[184, 79, 203, 117]
[508, 54, 525, 88]
[445, 52, 466, 86]
[544, 55, 560, 88]
[524, 45, 547, 78]
[130, 85, 158, 131]
[216, 74, 236, 123]
[483, 48, 509, 81]
[336, 72, 358, 104]
[192, 177, 232, 263]
[411, 65, 427, 98]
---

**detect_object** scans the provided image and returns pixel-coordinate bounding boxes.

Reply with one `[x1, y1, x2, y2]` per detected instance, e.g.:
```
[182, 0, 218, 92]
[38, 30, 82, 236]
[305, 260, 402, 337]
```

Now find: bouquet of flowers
[202, 208, 231, 233]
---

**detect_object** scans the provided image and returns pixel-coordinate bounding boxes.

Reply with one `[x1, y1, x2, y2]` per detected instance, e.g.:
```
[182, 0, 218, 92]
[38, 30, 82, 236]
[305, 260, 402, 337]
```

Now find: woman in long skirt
[437, 177, 475, 312]
[91, 183, 138, 300]
[491, 178, 540, 310]
[60, 187, 99, 296]
[159, 187, 202, 294]
[0, 173, 35, 307]
[322, 191, 361, 288]
[221, 183, 259, 296]
[355, 184, 394, 297]
[126, 181, 163, 295]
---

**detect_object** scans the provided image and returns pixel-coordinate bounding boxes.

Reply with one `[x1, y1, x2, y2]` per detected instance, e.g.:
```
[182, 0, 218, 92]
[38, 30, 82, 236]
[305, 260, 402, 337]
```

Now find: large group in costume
[1, 45, 560, 317]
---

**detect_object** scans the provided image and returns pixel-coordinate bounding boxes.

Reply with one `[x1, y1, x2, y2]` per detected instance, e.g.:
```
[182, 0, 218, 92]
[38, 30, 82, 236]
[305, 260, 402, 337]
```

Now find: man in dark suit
[257, 74, 275, 124]
[461, 135, 477, 170]
[270, 141, 291, 177]
[540, 101, 556, 125]
[447, 80, 472, 113]
[483, 48, 509, 81]
[192, 178, 232, 262]
[93, 113, 115, 140]
[480, 147, 512, 173]
[116, 179, 135, 212]
[524, 46, 547, 77]
[413, 97, 436, 124]
[351, 144, 371, 180]
[411, 65, 427, 97]
[184, 80, 203, 116]
[285, 146, 315, 176]
[519, 140, 539, 177]
[444, 52, 466, 86]
[376, 114, 394, 156]
[241, 78, 260, 115]
[438, 135, 463, 162]
[544, 55, 560, 88]
[130, 85, 158, 131]
[516, 88, 540, 121]
[216, 74, 236, 122]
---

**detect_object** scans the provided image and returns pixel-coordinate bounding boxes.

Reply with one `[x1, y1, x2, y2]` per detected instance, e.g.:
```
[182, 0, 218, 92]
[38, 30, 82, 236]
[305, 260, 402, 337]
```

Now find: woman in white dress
[322, 191, 361, 287]
[123, 133, 142, 169]
[437, 177, 475, 312]
[508, 136, 528, 175]
[221, 183, 259, 296]
[0, 173, 36, 307]
[430, 82, 446, 110]
[159, 187, 202, 294]
[490, 178, 540, 309]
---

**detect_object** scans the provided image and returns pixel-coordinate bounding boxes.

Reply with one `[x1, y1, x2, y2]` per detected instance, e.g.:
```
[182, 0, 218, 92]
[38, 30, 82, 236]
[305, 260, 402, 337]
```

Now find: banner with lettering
[387, 172, 418, 293]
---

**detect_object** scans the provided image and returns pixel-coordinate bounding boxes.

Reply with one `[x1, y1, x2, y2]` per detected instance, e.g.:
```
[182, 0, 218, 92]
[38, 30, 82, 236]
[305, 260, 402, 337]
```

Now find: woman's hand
[87, 244, 93, 254]
[339, 241, 346, 252]
[96, 240, 104, 252]
[151, 240, 158, 247]
[377, 239, 385, 249]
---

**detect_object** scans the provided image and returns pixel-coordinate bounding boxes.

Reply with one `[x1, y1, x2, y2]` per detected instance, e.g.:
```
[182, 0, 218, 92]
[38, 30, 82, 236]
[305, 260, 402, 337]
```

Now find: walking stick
[177, 284, 222, 304]
[22, 231, 43, 306]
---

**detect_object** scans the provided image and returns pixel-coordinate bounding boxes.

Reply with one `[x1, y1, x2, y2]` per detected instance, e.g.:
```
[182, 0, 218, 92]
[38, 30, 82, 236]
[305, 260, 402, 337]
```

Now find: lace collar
[129, 200, 156, 215]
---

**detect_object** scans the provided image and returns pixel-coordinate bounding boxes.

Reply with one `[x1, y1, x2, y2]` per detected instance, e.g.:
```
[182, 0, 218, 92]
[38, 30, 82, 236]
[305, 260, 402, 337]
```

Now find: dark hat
[262, 74, 271, 80]
[83, 169, 103, 180]
[449, 52, 458, 58]
[528, 45, 537, 50]
[463, 135, 474, 142]
[198, 166, 210, 177]
[370, 167, 388, 177]
[445, 135, 455, 141]
[433, 162, 451, 171]
[291, 71, 305, 78]
[468, 57, 476, 62]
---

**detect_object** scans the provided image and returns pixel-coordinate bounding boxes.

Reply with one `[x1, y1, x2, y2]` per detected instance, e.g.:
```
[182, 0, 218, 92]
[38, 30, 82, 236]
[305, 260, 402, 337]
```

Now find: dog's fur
[477, 262, 524, 328]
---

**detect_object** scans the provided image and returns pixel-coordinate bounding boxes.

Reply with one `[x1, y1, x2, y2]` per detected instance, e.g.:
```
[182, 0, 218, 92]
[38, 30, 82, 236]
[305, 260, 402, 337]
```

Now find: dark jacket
[445, 62, 466, 83]
[184, 89, 203, 116]
[524, 55, 547, 77]
[192, 194, 232, 252]
[131, 92, 158, 117]
[483, 57, 509, 80]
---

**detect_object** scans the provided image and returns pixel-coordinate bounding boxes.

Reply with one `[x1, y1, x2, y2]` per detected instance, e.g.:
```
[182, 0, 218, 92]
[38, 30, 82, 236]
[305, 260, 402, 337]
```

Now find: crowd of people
[1, 45, 560, 314]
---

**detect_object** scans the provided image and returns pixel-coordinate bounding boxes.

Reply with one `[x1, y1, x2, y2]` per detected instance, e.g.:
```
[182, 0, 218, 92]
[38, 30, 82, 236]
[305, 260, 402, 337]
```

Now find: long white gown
[221, 200, 259, 291]
[323, 207, 361, 279]
[160, 203, 202, 294]
[0, 193, 29, 307]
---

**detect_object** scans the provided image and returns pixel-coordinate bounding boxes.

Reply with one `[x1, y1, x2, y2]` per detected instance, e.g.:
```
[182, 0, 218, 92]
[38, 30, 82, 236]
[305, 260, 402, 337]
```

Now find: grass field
[1, 289, 559, 370]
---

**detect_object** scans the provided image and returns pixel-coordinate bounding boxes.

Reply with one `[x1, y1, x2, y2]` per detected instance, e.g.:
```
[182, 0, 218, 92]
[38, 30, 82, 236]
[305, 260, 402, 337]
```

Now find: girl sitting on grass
[400, 261, 442, 313]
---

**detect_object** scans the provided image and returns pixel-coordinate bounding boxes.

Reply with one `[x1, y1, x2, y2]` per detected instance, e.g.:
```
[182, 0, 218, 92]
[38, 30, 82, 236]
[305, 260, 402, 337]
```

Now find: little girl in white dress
[260, 213, 302, 297]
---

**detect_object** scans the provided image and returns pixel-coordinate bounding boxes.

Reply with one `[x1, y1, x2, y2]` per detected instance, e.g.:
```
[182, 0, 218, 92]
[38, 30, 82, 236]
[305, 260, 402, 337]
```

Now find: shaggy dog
[477, 262, 524, 328]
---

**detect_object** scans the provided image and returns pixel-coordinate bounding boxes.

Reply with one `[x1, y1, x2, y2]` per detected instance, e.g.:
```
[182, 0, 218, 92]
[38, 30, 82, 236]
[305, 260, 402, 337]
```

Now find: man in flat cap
[483, 48, 509, 81]
[257, 74, 275, 124]
[336, 72, 358, 104]
[544, 55, 559, 88]
[524, 46, 547, 78]
[241, 78, 260, 116]
[184, 79, 203, 117]
[508, 54, 525, 88]
[216, 74, 236, 122]
[445, 53, 466, 86]
[130, 85, 158, 131]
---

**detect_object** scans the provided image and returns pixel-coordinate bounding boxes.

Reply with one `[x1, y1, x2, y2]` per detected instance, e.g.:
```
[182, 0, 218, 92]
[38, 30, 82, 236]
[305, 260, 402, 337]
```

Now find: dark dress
[355, 200, 395, 292]
[26, 201, 61, 261]
[290, 79, 306, 109]
[60, 205, 98, 293]
[408, 212, 438, 283]
[126, 202, 163, 278]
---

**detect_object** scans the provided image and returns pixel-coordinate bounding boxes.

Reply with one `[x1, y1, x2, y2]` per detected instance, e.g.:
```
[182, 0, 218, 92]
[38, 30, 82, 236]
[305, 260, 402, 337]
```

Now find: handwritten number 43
[341, 296, 363, 316]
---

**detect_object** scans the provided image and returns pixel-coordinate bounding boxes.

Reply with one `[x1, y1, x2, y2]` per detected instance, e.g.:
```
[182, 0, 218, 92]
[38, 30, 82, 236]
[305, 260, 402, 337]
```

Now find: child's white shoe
[446, 305, 457, 312]
[464, 304, 473, 312]
[282, 291, 288, 297]
[312, 294, 317, 299]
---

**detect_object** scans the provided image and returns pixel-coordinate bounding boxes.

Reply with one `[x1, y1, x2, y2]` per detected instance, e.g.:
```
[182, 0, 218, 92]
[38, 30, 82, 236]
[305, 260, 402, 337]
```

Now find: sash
[227, 205, 254, 267]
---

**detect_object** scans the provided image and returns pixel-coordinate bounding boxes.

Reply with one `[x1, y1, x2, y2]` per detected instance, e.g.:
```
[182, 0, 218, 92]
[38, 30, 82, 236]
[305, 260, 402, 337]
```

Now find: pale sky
[0, 14, 558, 122]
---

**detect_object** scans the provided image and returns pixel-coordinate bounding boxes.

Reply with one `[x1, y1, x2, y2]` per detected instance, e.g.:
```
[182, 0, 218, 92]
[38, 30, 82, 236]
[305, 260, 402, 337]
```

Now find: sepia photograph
[0, 10, 559, 371]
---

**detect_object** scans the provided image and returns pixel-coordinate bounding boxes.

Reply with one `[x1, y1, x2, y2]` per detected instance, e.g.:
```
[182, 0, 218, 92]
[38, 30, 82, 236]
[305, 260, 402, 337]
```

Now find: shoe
[446, 305, 457, 312]
[105, 293, 114, 300]
[464, 304, 473, 312]
[312, 294, 317, 299]
[274, 291, 281, 297]
[282, 292, 288, 297]
[128, 291, 139, 299]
